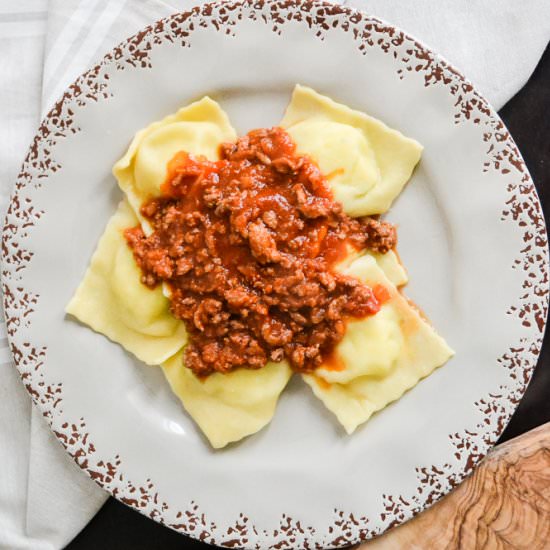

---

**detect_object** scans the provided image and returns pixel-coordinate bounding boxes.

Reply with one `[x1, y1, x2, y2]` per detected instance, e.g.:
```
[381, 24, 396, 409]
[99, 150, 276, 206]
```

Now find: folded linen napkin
[0, 1, 548, 548]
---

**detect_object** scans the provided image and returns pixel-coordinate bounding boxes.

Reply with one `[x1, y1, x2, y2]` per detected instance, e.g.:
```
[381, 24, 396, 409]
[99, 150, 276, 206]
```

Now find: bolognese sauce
[125, 127, 396, 376]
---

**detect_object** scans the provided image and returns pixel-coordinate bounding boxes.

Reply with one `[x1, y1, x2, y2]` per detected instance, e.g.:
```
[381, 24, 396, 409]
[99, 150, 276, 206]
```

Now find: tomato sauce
[125, 127, 396, 376]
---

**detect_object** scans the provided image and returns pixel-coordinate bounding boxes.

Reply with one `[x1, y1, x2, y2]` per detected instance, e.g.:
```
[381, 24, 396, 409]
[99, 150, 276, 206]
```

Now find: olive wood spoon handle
[357, 422, 550, 550]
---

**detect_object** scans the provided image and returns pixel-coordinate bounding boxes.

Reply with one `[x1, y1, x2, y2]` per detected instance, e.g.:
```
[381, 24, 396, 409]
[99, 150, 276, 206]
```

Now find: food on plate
[162, 353, 291, 448]
[66, 199, 187, 365]
[303, 254, 453, 434]
[67, 86, 453, 447]
[113, 97, 237, 232]
[281, 85, 423, 216]
[125, 126, 400, 377]
[337, 245, 408, 288]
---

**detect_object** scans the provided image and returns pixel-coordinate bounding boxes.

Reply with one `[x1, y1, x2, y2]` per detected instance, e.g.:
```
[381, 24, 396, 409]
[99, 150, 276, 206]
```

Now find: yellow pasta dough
[368, 250, 408, 287]
[113, 97, 237, 230]
[281, 85, 423, 216]
[338, 249, 408, 288]
[66, 200, 187, 365]
[303, 254, 453, 434]
[162, 353, 292, 448]
[67, 91, 453, 448]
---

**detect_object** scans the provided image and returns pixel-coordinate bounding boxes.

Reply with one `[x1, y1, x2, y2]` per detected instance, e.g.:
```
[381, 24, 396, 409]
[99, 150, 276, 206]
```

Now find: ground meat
[125, 127, 396, 376]
[348, 217, 397, 254]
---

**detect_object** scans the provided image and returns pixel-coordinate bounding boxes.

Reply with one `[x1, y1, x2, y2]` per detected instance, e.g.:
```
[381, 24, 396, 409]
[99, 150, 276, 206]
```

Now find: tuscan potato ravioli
[304, 254, 453, 434]
[113, 97, 237, 233]
[66, 199, 187, 365]
[67, 86, 453, 449]
[282, 85, 423, 216]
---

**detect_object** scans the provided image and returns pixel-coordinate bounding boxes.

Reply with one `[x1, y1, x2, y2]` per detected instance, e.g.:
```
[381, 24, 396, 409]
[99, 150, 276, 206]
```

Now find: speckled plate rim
[2, 1, 548, 548]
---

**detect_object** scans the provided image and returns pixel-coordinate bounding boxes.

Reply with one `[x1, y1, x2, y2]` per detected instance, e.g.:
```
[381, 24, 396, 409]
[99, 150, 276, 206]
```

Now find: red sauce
[373, 284, 391, 304]
[125, 127, 396, 376]
[315, 377, 332, 391]
[322, 351, 346, 372]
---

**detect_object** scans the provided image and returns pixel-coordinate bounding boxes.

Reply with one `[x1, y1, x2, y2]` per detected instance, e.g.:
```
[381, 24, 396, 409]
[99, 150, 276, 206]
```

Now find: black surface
[66, 43, 550, 550]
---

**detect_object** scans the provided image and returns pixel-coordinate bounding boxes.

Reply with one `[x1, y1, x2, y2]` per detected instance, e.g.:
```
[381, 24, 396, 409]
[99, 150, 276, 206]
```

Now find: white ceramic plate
[2, 1, 548, 548]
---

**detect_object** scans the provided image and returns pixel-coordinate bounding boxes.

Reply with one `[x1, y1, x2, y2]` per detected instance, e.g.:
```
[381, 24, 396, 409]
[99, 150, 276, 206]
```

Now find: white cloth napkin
[0, 1, 548, 548]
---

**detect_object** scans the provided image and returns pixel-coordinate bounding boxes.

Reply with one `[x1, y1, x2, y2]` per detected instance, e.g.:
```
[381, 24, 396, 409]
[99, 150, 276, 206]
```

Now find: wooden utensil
[358, 422, 550, 549]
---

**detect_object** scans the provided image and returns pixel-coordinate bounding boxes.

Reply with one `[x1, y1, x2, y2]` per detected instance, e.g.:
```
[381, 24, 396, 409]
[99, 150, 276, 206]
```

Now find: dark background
[66, 42, 550, 550]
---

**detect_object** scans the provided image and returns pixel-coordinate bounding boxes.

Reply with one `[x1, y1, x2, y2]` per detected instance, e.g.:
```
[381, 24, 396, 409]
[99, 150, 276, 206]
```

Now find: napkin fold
[0, 1, 548, 548]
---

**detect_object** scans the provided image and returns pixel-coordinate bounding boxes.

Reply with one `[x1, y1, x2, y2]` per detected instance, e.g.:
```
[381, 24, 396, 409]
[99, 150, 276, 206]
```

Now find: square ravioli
[303, 254, 454, 434]
[162, 352, 292, 449]
[113, 96, 237, 233]
[66, 200, 188, 365]
[281, 85, 423, 216]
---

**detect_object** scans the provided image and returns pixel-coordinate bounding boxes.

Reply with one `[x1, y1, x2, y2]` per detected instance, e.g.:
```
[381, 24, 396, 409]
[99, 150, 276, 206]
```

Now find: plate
[2, 1, 548, 547]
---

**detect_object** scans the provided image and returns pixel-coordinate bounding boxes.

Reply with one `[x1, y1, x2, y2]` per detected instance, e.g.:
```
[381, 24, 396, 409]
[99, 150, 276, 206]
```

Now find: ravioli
[368, 250, 408, 287]
[338, 248, 408, 288]
[66, 200, 188, 365]
[113, 97, 237, 231]
[67, 92, 453, 449]
[162, 352, 292, 448]
[303, 254, 453, 434]
[281, 85, 423, 216]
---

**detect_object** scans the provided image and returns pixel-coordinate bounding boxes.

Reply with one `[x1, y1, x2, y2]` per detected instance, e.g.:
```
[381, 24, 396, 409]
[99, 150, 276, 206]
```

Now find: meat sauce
[125, 127, 397, 376]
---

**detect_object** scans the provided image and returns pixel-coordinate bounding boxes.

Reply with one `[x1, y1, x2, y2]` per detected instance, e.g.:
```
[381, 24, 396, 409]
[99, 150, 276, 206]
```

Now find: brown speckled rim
[2, 1, 548, 547]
